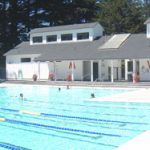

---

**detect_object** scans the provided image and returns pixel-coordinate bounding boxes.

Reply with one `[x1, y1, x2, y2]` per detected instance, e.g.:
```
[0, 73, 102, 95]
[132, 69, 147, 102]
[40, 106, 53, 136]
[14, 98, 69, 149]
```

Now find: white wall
[140, 59, 150, 81]
[108, 60, 122, 80]
[6, 54, 40, 80]
[101, 60, 109, 81]
[53, 61, 83, 80]
[93, 24, 104, 39]
[147, 24, 150, 38]
[6, 63, 38, 80]
[99, 60, 122, 81]
[6, 60, 83, 81]
[39, 62, 49, 79]
[83, 61, 91, 80]
[6, 54, 40, 64]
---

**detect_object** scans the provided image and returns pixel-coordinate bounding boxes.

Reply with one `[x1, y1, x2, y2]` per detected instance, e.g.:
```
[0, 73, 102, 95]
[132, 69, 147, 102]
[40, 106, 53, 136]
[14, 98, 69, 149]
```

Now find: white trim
[91, 60, 93, 82]
[111, 60, 114, 83]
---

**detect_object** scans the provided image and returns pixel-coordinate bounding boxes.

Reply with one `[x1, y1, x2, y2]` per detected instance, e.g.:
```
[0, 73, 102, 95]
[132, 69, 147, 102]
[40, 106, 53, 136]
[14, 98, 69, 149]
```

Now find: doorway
[121, 60, 125, 80]
[93, 62, 98, 81]
[127, 61, 133, 81]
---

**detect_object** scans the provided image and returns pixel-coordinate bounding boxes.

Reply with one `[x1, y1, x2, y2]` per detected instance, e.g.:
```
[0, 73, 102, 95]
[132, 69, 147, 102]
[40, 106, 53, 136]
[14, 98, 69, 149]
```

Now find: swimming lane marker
[20, 110, 41, 116]
[0, 118, 5, 121]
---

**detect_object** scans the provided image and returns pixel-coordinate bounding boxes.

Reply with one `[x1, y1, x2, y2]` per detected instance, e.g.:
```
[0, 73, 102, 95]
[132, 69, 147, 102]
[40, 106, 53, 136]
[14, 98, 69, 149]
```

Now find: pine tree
[143, 0, 150, 18]
[0, 0, 9, 67]
[8, 0, 19, 46]
[95, 0, 144, 34]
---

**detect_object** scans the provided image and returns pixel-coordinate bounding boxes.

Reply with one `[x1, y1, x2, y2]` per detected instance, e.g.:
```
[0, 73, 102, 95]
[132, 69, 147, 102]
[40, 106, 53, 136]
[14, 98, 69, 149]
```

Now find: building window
[77, 32, 89, 40]
[46, 35, 57, 42]
[128, 61, 133, 72]
[61, 34, 72, 41]
[21, 58, 31, 63]
[32, 36, 43, 43]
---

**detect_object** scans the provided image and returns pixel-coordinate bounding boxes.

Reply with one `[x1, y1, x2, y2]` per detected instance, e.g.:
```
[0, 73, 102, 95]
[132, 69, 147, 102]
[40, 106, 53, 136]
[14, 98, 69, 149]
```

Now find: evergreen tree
[8, 0, 19, 46]
[143, 0, 150, 19]
[43, 0, 97, 26]
[95, 0, 144, 34]
[0, 0, 10, 68]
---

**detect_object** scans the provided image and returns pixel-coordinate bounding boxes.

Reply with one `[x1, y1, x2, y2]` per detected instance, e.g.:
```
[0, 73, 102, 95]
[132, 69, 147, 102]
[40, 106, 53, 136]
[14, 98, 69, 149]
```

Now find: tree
[0, 1, 10, 66]
[95, 0, 145, 34]
[40, 0, 97, 26]
[8, 0, 19, 46]
[143, 0, 150, 19]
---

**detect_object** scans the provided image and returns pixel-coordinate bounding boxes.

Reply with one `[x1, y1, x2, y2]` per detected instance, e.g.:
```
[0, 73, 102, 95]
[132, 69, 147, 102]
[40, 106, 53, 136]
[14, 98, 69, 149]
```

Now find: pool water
[0, 85, 150, 150]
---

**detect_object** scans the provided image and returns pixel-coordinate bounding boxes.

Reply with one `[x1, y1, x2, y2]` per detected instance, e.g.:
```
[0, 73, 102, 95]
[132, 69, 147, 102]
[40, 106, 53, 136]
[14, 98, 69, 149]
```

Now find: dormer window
[77, 32, 89, 40]
[21, 58, 31, 63]
[61, 34, 72, 41]
[32, 36, 43, 43]
[46, 35, 57, 42]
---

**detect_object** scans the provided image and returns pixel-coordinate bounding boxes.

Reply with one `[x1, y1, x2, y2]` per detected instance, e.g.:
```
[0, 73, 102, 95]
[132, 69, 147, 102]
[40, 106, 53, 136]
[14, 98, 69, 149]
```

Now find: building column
[133, 59, 136, 73]
[71, 61, 74, 81]
[38, 61, 40, 80]
[91, 60, 93, 82]
[99, 60, 102, 82]
[132, 59, 136, 83]
[111, 60, 114, 83]
[53, 61, 56, 81]
[125, 60, 128, 81]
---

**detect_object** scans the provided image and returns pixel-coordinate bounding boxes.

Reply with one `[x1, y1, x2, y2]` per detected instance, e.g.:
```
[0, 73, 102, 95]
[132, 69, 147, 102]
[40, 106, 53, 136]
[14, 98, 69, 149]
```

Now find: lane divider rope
[0, 116, 121, 137]
[0, 107, 149, 125]
[5, 118, 121, 137]
[0, 142, 30, 150]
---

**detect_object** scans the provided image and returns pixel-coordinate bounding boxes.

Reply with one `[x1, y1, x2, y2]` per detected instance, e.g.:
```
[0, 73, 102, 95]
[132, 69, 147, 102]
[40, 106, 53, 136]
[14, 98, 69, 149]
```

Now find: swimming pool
[0, 85, 150, 150]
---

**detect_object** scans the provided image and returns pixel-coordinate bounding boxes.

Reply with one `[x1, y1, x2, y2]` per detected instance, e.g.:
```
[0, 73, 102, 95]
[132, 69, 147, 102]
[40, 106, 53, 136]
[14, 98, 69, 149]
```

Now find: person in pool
[91, 93, 95, 98]
[19, 93, 25, 100]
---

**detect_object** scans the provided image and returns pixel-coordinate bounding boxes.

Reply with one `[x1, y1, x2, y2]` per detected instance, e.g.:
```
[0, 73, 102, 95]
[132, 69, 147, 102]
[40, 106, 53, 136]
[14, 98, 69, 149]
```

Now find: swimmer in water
[19, 93, 24, 100]
[91, 93, 95, 98]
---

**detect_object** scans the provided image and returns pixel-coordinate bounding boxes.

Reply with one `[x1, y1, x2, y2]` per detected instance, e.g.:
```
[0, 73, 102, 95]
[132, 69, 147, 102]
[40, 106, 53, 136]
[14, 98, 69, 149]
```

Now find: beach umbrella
[69, 62, 76, 69]
[68, 61, 76, 81]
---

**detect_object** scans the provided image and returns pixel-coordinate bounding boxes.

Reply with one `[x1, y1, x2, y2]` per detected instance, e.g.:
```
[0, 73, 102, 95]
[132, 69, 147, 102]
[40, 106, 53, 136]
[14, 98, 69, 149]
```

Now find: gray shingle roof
[30, 22, 100, 34]
[4, 34, 150, 61]
[144, 18, 150, 24]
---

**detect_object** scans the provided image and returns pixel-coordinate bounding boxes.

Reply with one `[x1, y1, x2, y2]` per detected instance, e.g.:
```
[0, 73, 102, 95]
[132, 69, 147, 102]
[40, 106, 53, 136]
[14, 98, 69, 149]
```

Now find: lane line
[0, 107, 149, 125]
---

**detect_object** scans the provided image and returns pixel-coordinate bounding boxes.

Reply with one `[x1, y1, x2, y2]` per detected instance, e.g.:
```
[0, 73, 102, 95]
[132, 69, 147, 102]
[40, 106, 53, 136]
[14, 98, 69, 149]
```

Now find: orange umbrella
[69, 62, 76, 69]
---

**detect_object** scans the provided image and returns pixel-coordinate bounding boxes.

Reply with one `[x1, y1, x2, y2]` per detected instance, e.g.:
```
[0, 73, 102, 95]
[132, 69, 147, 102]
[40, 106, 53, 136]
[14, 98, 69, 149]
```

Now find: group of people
[58, 85, 70, 91]
[19, 86, 95, 100]
[19, 85, 70, 100]
[58, 86, 95, 98]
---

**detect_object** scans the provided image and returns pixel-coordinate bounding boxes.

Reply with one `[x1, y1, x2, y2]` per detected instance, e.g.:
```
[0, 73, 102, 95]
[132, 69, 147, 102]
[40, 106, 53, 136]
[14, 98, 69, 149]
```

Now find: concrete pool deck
[92, 88, 150, 103]
[117, 130, 150, 150]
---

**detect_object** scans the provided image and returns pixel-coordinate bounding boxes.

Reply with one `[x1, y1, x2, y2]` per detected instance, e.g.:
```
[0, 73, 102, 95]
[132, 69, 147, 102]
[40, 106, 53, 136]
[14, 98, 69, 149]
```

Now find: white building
[4, 19, 150, 82]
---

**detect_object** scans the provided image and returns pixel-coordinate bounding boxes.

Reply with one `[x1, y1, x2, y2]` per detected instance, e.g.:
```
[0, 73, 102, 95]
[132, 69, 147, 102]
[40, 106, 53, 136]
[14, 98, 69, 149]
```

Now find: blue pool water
[0, 85, 150, 150]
